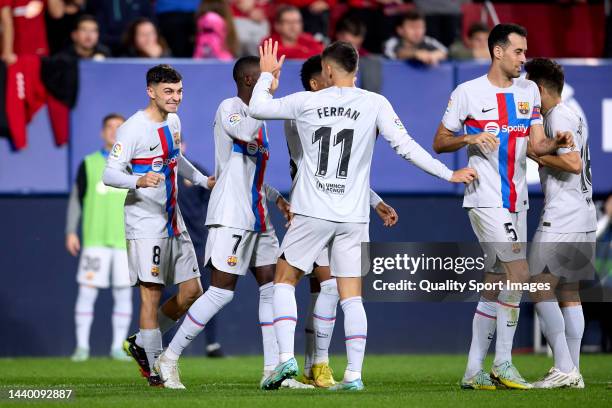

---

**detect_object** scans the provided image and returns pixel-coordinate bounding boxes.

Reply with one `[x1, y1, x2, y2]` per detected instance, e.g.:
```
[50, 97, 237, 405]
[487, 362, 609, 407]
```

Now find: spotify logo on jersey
[484, 122, 500, 136]
[152, 157, 164, 172]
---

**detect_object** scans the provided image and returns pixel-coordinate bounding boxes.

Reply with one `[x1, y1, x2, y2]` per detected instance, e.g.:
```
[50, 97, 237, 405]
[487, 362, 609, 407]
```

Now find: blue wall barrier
[1, 59, 610, 194]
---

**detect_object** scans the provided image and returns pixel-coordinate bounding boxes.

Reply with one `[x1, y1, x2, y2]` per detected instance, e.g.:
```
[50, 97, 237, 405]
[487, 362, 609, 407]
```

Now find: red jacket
[269, 32, 323, 60]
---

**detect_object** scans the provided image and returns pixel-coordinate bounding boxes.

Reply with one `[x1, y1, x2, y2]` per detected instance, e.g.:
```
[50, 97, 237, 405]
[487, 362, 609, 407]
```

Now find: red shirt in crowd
[0, 0, 49, 56]
[276, 0, 336, 8]
[269, 32, 323, 59]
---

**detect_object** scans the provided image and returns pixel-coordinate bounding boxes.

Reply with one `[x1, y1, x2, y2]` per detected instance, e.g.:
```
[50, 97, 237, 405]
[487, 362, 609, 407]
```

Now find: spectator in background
[85, 0, 154, 56]
[449, 22, 490, 61]
[57, 14, 110, 59]
[343, 0, 402, 55]
[384, 10, 447, 66]
[156, 0, 199, 58]
[1, 0, 64, 64]
[278, 0, 334, 41]
[412, 0, 466, 48]
[269, 5, 323, 59]
[47, 0, 85, 55]
[335, 13, 382, 92]
[121, 17, 171, 58]
[231, 0, 270, 57]
[193, 0, 239, 60]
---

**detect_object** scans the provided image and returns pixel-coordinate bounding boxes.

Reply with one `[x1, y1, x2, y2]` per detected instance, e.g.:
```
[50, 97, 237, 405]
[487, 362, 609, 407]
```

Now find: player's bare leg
[328, 276, 365, 391]
[462, 272, 500, 390]
[261, 258, 303, 390]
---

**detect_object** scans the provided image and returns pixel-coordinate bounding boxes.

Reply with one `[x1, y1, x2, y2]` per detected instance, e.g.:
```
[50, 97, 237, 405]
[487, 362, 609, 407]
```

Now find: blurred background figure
[56, 14, 110, 59]
[449, 22, 490, 61]
[412, 0, 466, 48]
[46, 0, 85, 55]
[85, 0, 154, 56]
[155, 0, 199, 58]
[384, 10, 447, 66]
[231, 0, 270, 57]
[65, 113, 132, 362]
[1, 0, 64, 64]
[193, 0, 239, 60]
[269, 5, 323, 59]
[177, 140, 224, 357]
[121, 17, 171, 58]
[278, 0, 333, 41]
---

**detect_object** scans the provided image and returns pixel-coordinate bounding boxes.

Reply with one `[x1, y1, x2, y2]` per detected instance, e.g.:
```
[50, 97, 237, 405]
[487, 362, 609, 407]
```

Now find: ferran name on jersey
[316, 106, 361, 121]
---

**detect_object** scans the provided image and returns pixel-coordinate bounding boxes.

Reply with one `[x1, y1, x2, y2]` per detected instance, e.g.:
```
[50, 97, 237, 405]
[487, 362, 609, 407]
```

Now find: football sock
[75, 285, 98, 350]
[135, 307, 177, 348]
[313, 279, 339, 365]
[272, 283, 297, 363]
[342, 296, 367, 382]
[304, 291, 318, 375]
[464, 297, 497, 379]
[536, 301, 574, 373]
[494, 289, 522, 366]
[140, 328, 162, 370]
[562, 305, 584, 370]
[259, 282, 279, 371]
[111, 287, 132, 351]
[166, 286, 234, 360]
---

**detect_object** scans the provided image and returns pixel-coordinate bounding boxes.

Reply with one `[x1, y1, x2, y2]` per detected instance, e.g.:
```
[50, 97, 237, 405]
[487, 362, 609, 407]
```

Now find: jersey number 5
[313, 127, 353, 179]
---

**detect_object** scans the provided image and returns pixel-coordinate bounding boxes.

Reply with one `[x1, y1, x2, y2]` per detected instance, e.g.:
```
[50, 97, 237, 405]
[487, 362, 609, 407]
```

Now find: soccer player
[153, 56, 299, 390]
[66, 113, 132, 362]
[103, 64, 214, 387]
[432, 24, 574, 390]
[525, 58, 595, 388]
[290, 55, 399, 388]
[251, 39, 476, 391]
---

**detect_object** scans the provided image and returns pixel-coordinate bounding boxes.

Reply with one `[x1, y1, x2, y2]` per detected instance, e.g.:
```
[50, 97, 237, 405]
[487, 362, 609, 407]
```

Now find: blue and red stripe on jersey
[464, 93, 532, 212]
[157, 125, 180, 237]
[232, 124, 270, 232]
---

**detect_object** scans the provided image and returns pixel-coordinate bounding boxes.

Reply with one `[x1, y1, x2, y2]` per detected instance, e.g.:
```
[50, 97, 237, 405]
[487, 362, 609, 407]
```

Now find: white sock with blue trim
[273, 283, 297, 364]
[341, 296, 367, 382]
[313, 279, 339, 365]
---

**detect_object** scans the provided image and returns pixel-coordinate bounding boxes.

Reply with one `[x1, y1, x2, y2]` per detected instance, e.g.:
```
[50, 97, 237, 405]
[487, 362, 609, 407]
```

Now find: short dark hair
[74, 14, 98, 31]
[487, 23, 527, 58]
[275, 5, 300, 23]
[300, 55, 322, 91]
[232, 56, 260, 84]
[524, 58, 564, 96]
[146, 64, 182, 86]
[322, 41, 358, 74]
[335, 15, 366, 38]
[397, 10, 424, 28]
[468, 22, 489, 38]
[102, 113, 125, 127]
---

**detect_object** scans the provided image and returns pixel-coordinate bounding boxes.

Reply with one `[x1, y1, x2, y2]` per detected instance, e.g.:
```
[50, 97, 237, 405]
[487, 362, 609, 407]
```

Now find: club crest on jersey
[173, 132, 181, 146]
[518, 102, 530, 115]
[227, 255, 238, 267]
[152, 157, 164, 172]
[109, 142, 123, 160]
[151, 265, 160, 277]
[394, 118, 405, 131]
[228, 113, 241, 125]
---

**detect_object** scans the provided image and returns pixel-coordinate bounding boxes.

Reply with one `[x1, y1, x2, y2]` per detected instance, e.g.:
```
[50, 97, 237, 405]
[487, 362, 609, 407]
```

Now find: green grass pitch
[1, 354, 611, 407]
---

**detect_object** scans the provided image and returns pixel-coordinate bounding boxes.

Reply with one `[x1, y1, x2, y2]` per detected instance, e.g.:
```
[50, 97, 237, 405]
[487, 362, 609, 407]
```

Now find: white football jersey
[250, 72, 452, 223]
[443, 75, 543, 212]
[206, 96, 274, 232]
[106, 111, 186, 239]
[538, 102, 596, 233]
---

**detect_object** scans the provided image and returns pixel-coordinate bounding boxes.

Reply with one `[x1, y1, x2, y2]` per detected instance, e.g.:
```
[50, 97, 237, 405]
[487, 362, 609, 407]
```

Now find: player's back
[291, 86, 382, 223]
[539, 102, 596, 233]
[207, 97, 273, 232]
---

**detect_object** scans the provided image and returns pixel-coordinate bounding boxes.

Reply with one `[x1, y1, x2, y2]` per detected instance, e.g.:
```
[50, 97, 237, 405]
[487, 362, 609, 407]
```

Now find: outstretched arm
[179, 155, 214, 189]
